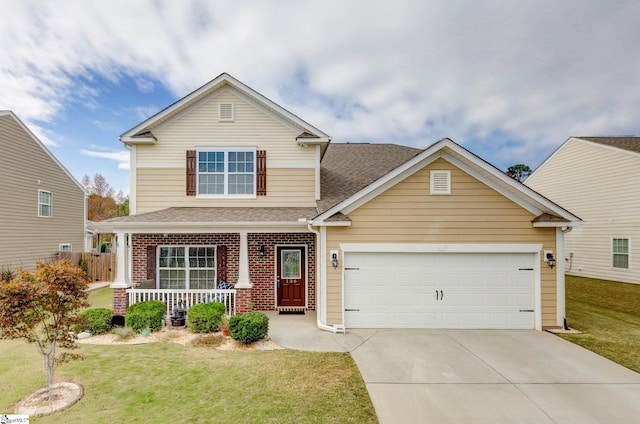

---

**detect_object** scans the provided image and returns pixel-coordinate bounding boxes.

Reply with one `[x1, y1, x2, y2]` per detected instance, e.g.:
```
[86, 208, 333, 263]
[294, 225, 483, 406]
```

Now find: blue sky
[2, 0, 639, 195]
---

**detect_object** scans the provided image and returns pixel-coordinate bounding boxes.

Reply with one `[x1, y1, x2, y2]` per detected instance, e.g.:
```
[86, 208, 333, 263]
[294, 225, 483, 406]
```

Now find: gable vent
[430, 170, 451, 195]
[218, 103, 234, 121]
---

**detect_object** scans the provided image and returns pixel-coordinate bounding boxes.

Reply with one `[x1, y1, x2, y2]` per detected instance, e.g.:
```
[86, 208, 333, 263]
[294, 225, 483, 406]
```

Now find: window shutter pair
[186, 150, 266, 196]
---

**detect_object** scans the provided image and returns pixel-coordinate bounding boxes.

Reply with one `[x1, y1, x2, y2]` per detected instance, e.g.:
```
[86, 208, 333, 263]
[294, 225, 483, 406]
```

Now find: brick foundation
[113, 287, 128, 316]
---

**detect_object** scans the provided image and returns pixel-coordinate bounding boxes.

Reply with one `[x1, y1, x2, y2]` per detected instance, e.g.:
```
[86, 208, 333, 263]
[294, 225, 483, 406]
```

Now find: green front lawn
[0, 339, 376, 423]
[86, 286, 113, 310]
[558, 275, 640, 373]
[1, 285, 377, 422]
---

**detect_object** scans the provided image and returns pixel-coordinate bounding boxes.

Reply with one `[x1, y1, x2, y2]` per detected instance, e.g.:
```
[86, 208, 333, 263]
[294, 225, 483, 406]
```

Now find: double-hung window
[198, 149, 255, 196]
[612, 238, 629, 269]
[38, 190, 52, 217]
[158, 246, 216, 289]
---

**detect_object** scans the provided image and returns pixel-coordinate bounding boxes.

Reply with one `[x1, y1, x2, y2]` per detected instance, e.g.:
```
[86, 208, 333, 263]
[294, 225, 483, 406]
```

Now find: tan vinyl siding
[134, 89, 318, 211]
[526, 138, 640, 284]
[0, 114, 85, 271]
[326, 158, 557, 327]
[136, 89, 316, 166]
[136, 167, 316, 213]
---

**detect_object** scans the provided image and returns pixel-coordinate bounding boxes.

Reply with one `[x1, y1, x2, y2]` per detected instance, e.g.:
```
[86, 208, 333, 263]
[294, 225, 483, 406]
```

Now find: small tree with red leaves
[0, 260, 90, 402]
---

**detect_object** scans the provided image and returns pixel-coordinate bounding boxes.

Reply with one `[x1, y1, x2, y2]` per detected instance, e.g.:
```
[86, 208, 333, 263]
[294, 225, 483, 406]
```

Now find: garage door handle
[345, 308, 360, 312]
[519, 309, 534, 312]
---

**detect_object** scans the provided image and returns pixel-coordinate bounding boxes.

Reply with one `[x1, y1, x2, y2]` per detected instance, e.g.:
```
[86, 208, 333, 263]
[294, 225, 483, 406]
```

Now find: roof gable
[314, 138, 581, 226]
[577, 136, 640, 154]
[120, 73, 331, 147]
[0, 110, 86, 194]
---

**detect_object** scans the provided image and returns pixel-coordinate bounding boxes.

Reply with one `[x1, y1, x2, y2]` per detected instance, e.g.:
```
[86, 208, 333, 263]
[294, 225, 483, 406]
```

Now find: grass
[0, 285, 377, 423]
[86, 286, 113, 311]
[0, 341, 375, 423]
[558, 275, 640, 373]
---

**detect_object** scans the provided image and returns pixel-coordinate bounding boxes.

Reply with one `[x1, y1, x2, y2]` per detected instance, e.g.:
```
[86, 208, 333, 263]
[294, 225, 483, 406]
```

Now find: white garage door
[344, 252, 535, 329]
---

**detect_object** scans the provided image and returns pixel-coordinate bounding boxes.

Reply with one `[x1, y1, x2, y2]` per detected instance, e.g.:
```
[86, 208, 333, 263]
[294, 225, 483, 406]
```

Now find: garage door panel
[344, 252, 535, 329]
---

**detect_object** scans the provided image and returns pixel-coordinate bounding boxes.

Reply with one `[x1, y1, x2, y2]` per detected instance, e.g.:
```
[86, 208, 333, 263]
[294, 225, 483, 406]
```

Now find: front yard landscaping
[0, 285, 377, 422]
[1, 337, 376, 423]
[558, 275, 640, 373]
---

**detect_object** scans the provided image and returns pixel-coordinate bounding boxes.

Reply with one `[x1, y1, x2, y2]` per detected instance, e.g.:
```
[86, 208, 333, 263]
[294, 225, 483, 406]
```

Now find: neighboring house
[0, 111, 86, 271]
[102, 73, 581, 331]
[526, 136, 640, 284]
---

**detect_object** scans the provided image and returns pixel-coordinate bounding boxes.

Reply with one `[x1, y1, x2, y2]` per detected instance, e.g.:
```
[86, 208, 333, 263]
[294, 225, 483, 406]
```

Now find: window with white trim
[38, 190, 52, 217]
[430, 170, 451, 195]
[158, 246, 216, 289]
[59, 243, 72, 252]
[198, 149, 255, 196]
[612, 238, 629, 269]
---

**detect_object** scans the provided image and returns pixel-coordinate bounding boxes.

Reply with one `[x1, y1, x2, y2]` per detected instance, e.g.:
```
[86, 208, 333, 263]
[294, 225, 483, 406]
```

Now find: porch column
[110, 231, 128, 289]
[111, 232, 130, 316]
[235, 231, 252, 288]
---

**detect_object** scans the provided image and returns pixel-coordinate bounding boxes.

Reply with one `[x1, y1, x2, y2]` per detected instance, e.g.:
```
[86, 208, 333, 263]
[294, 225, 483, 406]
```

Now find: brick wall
[129, 232, 316, 312]
[113, 287, 128, 316]
[131, 233, 240, 284]
[248, 233, 316, 310]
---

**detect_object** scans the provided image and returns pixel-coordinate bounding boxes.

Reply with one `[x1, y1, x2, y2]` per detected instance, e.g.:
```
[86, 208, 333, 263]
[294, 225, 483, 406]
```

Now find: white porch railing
[127, 289, 237, 317]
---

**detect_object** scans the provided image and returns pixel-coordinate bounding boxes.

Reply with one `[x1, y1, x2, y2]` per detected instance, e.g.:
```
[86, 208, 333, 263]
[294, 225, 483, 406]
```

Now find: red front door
[277, 246, 306, 307]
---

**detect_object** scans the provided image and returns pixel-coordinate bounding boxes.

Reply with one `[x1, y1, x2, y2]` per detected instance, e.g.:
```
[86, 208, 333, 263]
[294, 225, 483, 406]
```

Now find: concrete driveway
[267, 314, 640, 423]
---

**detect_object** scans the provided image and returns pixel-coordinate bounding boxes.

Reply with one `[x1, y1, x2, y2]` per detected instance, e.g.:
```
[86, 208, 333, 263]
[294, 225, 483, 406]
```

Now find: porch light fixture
[331, 252, 339, 269]
[546, 252, 556, 269]
[258, 245, 266, 257]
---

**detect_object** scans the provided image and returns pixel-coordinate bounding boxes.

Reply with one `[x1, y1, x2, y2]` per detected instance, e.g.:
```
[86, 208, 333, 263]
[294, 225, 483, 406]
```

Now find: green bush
[78, 308, 113, 334]
[229, 312, 269, 344]
[187, 302, 226, 333]
[126, 300, 165, 333]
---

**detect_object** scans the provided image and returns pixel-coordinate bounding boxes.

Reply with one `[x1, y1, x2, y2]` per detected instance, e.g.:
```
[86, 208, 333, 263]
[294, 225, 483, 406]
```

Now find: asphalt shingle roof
[107, 207, 318, 223]
[578, 137, 640, 154]
[318, 143, 422, 213]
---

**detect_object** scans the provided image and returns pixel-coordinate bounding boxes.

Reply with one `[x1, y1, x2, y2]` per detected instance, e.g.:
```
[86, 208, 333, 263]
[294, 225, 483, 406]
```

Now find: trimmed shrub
[187, 302, 226, 333]
[78, 308, 113, 334]
[229, 311, 269, 344]
[126, 300, 165, 333]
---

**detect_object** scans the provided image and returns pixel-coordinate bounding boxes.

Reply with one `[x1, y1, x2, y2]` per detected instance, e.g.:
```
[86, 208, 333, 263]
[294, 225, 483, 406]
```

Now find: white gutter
[308, 222, 338, 333]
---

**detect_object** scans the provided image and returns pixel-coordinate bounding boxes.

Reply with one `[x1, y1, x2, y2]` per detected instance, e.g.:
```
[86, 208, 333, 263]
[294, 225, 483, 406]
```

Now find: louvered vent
[430, 170, 451, 195]
[218, 103, 234, 121]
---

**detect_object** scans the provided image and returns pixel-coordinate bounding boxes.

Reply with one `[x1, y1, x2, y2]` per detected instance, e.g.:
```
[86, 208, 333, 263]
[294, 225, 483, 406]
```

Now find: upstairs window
[430, 170, 451, 195]
[38, 190, 52, 217]
[197, 149, 255, 196]
[612, 238, 629, 269]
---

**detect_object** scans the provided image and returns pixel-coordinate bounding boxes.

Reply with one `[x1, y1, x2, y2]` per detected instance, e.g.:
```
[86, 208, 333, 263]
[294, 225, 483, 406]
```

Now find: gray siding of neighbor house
[0, 112, 85, 271]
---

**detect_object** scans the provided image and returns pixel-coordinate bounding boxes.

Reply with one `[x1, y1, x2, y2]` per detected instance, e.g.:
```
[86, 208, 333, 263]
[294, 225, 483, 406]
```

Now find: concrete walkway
[87, 281, 111, 291]
[267, 312, 640, 424]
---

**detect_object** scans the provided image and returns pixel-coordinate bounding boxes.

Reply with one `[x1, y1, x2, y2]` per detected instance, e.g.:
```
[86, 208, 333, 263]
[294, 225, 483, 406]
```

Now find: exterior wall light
[331, 251, 339, 269]
[258, 245, 266, 257]
[546, 252, 556, 269]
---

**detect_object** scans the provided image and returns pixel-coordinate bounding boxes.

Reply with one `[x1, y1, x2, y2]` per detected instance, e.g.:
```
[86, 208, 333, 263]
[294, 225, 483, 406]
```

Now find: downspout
[556, 227, 573, 330]
[308, 222, 338, 333]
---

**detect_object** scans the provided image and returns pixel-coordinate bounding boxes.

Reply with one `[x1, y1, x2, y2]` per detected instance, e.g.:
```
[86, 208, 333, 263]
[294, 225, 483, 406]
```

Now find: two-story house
[104, 73, 581, 331]
[0, 111, 86, 271]
[526, 136, 640, 284]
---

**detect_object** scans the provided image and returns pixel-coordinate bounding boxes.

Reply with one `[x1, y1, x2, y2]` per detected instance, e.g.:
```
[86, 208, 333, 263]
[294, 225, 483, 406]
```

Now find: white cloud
[80, 149, 130, 170]
[1, 0, 639, 171]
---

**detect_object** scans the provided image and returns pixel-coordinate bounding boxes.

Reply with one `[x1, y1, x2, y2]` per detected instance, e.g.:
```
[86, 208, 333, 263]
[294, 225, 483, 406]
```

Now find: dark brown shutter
[146, 246, 157, 280]
[216, 245, 227, 283]
[256, 150, 267, 196]
[186, 150, 197, 196]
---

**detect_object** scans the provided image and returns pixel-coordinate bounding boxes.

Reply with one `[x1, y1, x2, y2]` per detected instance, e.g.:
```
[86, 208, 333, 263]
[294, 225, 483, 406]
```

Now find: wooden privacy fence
[56, 251, 117, 282]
